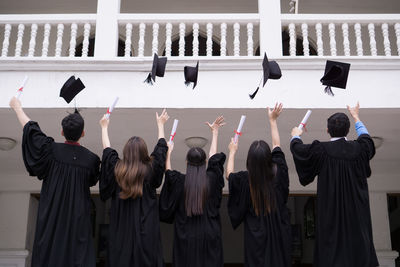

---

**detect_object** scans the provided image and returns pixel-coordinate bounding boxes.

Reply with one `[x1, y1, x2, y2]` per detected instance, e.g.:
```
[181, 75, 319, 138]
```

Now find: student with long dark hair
[99, 109, 169, 267]
[159, 116, 226, 267]
[227, 103, 291, 267]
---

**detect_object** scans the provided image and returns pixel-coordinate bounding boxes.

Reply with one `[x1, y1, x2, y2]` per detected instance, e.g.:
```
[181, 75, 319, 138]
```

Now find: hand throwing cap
[320, 60, 351, 96]
[184, 61, 199, 89]
[59, 75, 85, 104]
[144, 53, 168, 85]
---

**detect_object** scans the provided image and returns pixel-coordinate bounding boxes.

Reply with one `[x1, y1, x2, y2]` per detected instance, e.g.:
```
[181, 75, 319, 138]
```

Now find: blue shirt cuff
[291, 136, 301, 141]
[355, 121, 369, 136]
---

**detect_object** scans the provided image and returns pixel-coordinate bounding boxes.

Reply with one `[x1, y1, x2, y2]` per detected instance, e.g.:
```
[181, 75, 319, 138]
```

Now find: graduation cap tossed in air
[249, 53, 282, 99]
[320, 60, 351, 96]
[144, 53, 168, 85]
[184, 61, 199, 89]
[59, 75, 85, 104]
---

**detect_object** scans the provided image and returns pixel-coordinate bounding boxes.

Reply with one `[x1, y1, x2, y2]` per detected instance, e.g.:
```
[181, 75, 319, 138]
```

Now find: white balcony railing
[281, 14, 400, 56]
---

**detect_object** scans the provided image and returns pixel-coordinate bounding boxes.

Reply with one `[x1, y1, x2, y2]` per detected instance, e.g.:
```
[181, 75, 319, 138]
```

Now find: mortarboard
[320, 60, 351, 96]
[59, 75, 85, 104]
[184, 61, 199, 89]
[144, 53, 168, 85]
[249, 53, 282, 99]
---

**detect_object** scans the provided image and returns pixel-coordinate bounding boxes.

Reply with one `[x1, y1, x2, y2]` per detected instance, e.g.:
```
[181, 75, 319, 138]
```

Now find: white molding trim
[376, 250, 399, 267]
[0, 250, 28, 267]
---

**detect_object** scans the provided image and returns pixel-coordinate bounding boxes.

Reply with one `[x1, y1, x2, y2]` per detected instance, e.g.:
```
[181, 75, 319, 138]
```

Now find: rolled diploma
[169, 119, 179, 142]
[234, 115, 246, 143]
[16, 76, 29, 99]
[105, 97, 119, 119]
[298, 110, 312, 130]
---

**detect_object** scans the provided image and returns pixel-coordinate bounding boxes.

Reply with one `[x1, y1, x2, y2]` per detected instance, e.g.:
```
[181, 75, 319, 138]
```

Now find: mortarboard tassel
[144, 73, 153, 85]
[249, 87, 260, 99]
[324, 86, 334, 96]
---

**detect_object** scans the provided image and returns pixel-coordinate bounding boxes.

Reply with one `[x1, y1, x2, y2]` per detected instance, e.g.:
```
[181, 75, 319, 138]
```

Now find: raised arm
[347, 102, 370, 136]
[156, 109, 169, 140]
[268, 103, 283, 149]
[205, 115, 225, 158]
[226, 137, 238, 179]
[99, 115, 111, 149]
[166, 141, 173, 171]
[9, 97, 30, 127]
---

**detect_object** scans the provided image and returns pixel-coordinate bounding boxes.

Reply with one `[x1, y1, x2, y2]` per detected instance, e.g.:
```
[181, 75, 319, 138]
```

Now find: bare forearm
[270, 119, 280, 149]
[14, 108, 30, 128]
[101, 127, 111, 149]
[209, 131, 218, 158]
[226, 151, 235, 179]
[166, 152, 172, 170]
[158, 123, 165, 140]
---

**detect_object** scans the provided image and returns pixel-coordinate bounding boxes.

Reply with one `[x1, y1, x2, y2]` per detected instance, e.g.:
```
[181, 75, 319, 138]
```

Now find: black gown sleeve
[207, 152, 227, 191]
[272, 147, 289, 203]
[99, 147, 120, 201]
[88, 155, 101, 187]
[22, 121, 54, 180]
[149, 138, 168, 188]
[227, 171, 250, 229]
[357, 134, 376, 178]
[290, 138, 325, 186]
[159, 170, 184, 223]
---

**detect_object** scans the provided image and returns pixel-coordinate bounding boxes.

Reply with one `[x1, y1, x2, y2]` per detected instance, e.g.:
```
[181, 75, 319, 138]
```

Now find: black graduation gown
[290, 134, 378, 267]
[99, 138, 168, 267]
[22, 121, 100, 267]
[227, 147, 291, 267]
[159, 152, 226, 267]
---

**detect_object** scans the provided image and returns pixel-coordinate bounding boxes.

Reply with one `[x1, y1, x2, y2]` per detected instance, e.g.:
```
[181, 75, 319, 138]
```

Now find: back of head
[184, 147, 208, 217]
[115, 136, 151, 199]
[246, 140, 275, 216]
[61, 110, 84, 141]
[327, 112, 350, 138]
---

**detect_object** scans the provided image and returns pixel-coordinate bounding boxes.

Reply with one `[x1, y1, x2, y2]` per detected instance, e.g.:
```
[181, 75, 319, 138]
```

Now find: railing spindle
[28, 24, 38, 57]
[301, 23, 309, 56]
[354, 23, 363, 56]
[69, 23, 77, 57]
[1, 24, 12, 57]
[179, 23, 185, 57]
[82, 23, 91, 57]
[233, 23, 240, 56]
[329, 23, 337, 56]
[15, 24, 25, 57]
[395, 23, 400, 56]
[165, 23, 172, 57]
[193, 23, 199, 57]
[206, 23, 213, 56]
[125, 23, 132, 57]
[247, 23, 254, 56]
[138, 23, 146, 57]
[55, 24, 64, 57]
[42, 23, 51, 57]
[220, 23, 227, 56]
[315, 23, 323, 56]
[367, 23, 377, 56]
[382, 23, 391, 56]
[342, 23, 350, 56]
[288, 23, 296, 56]
[152, 23, 159, 55]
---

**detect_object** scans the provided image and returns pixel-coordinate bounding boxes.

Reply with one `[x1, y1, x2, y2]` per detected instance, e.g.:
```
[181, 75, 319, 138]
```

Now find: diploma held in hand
[298, 110, 312, 130]
[105, 97, 119, 119]
[234, 115, 246, 143]
[16, 76, 29, 99]
[169, 119, 179, 143]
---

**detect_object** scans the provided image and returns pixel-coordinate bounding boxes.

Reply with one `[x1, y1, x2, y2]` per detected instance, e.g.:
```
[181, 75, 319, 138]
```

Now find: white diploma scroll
[298, 110, 312, 130]
[105, 97, 119, 119]
[16, 76, 29, 99]
[169, 119, 179, 143]
[234, 115, 246, 143]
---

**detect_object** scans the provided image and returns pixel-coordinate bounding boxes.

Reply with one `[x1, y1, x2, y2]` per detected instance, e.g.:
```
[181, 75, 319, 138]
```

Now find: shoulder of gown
[99, 147, 120, 201]
[272, 146, 289, 202]
[227, 171, 250, 229]
[159, 169, 185, 224]
[207, 152, 227, 190]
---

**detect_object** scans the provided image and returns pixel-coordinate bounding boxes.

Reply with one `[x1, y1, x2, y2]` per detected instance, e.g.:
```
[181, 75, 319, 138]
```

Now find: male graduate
[290, 102, 378, 267]
[9, 96, 100, 267]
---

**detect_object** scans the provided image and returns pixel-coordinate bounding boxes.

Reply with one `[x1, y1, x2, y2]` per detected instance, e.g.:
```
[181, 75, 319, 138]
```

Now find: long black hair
[184, 147, 208, 217]
[246, 140, 276, 216]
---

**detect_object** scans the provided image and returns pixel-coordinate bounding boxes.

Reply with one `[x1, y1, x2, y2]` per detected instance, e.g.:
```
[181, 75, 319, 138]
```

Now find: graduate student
[226, 103, 291, 267]
[9, 96, 100, 267]
[159, 116, 226, 267]
[290, 102, 378, 267]
[99, 109, 169, 267]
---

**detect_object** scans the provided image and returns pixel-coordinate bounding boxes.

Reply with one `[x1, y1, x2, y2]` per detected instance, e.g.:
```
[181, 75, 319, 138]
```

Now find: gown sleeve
[22, 121, 54, 180]
[159, 170, 184, 224]
[272, 147, 289, 203]
[290, 138, 325, 186]
[207, 152, 226, 192]
[88, 155, 101, 187]
[357, 134, 376, 178]
[99, 147, 120, 201]
[227, 171, 250, 229]
[149, 138, 168, 188]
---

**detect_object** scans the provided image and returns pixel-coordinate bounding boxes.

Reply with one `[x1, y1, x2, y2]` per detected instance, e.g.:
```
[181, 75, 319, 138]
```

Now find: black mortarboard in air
[249, 53, 282, 99]
[184, 61, 199, 89]
[144, 53, 168, 85]
[320, 60, 351, 96]
[59, 75, 85, 104]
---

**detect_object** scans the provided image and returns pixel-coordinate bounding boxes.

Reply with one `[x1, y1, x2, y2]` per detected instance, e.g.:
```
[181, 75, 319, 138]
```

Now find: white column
[258, 0, 282, 57]
[94, 0, 121, 58]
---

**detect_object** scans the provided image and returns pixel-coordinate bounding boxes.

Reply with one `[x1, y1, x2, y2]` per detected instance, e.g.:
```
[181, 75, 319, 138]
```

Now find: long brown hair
[114, 136, 152, 199]
[246, 140, 276, 216]
[184, 147, 208, 217]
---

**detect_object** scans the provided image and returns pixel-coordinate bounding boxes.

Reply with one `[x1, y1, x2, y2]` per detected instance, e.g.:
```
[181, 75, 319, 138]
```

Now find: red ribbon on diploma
[300, 123, 307, 132]
[234, 130, 242, 136]
[17, 87, 23, 92]
[170, 132, 176, 141]
[106, 108, 111, 114]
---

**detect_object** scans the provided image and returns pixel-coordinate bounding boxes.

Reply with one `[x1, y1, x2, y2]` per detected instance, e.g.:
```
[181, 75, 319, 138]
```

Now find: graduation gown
[227, 147, 291, 267]
[22, 121, 100, 267]
[99, 138, 168, 267]
[290, 134, 378, 267]
[159, 153, 226, 267]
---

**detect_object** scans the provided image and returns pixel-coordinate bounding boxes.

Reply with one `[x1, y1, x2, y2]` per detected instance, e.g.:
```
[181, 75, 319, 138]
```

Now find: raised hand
[99, 114, 110, 129]
[9, 96, 22, 110]
[228, 137, 238, 154]
[167, 141, 174, 154]
[291, 127, 303, 137]
[205, 115, 226, 133]
[267, 102, 283, 121]
[347, 102, 360, 122]
[156, 108, 170, 125]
